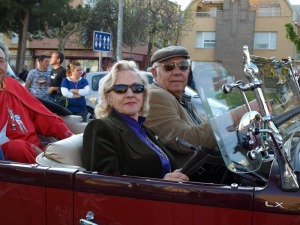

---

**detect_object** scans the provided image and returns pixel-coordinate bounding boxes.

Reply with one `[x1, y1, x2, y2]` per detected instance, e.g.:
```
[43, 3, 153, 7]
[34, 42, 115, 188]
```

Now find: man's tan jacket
[145, 84, 217, 166]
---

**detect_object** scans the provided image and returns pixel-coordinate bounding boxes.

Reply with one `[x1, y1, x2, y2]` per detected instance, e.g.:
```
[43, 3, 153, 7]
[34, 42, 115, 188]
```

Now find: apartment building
[181, 0, 300, 79]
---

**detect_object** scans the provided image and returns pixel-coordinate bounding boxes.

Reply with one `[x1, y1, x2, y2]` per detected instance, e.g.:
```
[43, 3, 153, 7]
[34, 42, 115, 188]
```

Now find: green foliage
[146, 0, 184, 48]
[0, 0, 72, 38]
[0, 0, 81, 72]
[80, 0, 194, 60]
[80, 0, 119, 54]
[1, 0, 194, 68]
[217, 3, 223, 10]
[123, 0, 148, 48]
[285, 23, 300, 52]
[30, 0, 82, 37]
[35, 1, 89, 51]
[0, 0, 29, 35]
[251, 55, 290, 84]
[217, 91, 255, 108]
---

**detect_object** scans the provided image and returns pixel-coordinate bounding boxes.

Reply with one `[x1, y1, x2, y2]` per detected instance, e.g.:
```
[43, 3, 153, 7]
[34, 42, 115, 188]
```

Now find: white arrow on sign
[93, 31, 111, 52]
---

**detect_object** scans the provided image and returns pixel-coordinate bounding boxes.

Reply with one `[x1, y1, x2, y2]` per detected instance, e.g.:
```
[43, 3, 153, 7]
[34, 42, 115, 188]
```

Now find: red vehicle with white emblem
[0, 47, 300, 225]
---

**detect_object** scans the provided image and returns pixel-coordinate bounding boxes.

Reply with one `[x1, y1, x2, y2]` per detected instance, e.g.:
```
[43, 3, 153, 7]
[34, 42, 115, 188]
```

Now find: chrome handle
[79, 219, 98, 225]
[79, 211, 98, 225]
[243, 45, 259, 80]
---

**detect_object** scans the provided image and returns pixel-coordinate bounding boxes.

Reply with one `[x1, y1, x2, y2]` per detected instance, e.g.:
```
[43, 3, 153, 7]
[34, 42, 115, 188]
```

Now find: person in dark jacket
[82, 60, 188, 181]
[48, 51, 66, 102]
[18, 65, 28, 82]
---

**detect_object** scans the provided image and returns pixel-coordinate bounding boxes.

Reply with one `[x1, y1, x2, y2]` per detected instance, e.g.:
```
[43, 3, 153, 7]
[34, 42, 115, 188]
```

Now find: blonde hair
[95, 60, 150, 118]
[66, 60, 81, 76]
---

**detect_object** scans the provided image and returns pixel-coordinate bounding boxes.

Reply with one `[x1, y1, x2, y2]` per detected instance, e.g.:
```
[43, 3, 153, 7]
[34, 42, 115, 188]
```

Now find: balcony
[196, 11, 217, 17]
[257, 10, 281, 17]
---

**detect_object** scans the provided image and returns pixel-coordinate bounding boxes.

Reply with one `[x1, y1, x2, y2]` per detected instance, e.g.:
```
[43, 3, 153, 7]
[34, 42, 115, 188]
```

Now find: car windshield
[193, 58, 300, 174]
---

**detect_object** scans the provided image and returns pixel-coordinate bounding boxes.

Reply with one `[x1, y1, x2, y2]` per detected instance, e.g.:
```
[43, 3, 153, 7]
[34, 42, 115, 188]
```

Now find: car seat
[36, 133, 85, 171]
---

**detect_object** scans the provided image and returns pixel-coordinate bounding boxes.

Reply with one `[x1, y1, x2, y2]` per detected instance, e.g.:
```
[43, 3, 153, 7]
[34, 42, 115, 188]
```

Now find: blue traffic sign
[93, 31, 111, 52]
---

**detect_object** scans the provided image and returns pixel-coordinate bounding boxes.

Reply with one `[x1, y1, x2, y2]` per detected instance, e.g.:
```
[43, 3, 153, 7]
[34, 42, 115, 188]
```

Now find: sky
[169, 0, 300, 10]
[289, 0, 300, 5]
[169, 0, 191, 10]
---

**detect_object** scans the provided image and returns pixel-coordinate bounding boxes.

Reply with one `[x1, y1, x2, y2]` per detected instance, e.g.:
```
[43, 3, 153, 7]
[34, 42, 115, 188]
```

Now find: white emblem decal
[265, 201, 284, 208]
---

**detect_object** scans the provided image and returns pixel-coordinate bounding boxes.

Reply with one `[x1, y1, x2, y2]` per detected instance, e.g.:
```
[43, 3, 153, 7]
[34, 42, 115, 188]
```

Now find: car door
[252, 161, 300, 225]
[0, 162, 47, 225]
[74, 172, 254, 225]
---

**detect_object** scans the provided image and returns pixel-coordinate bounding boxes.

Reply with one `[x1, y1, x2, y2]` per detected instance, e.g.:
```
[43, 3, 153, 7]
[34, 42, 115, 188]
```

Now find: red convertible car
[1, 52, 300, 225]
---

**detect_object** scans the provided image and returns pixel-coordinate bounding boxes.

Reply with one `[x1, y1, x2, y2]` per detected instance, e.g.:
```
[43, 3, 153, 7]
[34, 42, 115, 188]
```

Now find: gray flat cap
[150, 46, 190, 64]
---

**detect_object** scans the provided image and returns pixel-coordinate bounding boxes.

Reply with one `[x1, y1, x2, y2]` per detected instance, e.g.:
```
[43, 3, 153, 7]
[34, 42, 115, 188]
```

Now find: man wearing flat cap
[145, 46, 217, 166]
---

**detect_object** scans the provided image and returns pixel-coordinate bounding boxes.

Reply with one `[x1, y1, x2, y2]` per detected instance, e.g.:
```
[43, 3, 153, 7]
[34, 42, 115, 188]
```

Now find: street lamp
[116, 0, 124, 61]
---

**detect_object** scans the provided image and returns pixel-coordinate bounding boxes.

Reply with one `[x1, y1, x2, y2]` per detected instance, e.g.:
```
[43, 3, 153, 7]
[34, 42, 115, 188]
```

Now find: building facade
[181, 0, 300, 79]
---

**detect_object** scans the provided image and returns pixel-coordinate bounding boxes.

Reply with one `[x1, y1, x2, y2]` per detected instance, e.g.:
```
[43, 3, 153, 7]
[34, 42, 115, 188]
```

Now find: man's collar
[37, 68, 48, 72]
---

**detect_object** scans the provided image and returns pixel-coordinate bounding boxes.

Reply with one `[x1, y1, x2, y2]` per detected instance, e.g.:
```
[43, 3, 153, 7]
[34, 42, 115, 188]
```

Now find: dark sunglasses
[160, 60, 189, 72]
[108, 84, 144, 94]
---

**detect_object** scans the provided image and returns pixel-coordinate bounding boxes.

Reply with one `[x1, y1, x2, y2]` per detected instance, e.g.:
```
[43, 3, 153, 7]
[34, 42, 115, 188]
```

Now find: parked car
[84, 71, 108, 121]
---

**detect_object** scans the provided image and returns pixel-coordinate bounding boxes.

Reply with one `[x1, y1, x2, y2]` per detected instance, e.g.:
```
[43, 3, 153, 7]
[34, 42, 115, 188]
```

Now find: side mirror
[237, 111, 262, 150]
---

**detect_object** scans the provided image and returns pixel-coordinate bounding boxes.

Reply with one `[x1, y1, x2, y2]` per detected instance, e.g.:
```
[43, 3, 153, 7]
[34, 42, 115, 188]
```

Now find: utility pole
[116, 0, 124, 61]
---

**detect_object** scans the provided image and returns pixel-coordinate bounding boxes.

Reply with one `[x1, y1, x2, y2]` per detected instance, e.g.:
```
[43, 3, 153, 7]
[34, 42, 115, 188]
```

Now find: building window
[257, 5, 280, 17]
[209, 7, 217, 17]
[196, 32, 215, 48]
[254, 32, 277, 50]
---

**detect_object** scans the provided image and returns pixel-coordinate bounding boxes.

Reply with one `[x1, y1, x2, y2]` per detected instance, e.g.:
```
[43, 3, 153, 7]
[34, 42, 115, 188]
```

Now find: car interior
[35, 88, 272, 189]
[36, 98, 87, 171]
[35, 97, 272, 189]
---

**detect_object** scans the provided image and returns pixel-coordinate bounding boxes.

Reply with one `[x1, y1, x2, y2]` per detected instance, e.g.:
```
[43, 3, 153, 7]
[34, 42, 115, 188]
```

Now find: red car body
[0, 159, 299, 225]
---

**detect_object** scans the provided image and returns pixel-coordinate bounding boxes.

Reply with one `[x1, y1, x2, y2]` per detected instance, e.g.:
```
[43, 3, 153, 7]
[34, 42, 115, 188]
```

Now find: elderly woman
[82, 60, 188, 182]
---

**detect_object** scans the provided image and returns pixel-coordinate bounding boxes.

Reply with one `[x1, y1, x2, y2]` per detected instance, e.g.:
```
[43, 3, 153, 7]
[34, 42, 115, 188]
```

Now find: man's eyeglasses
[108, 84, 144, 94]
[160, 60, 189, 72]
